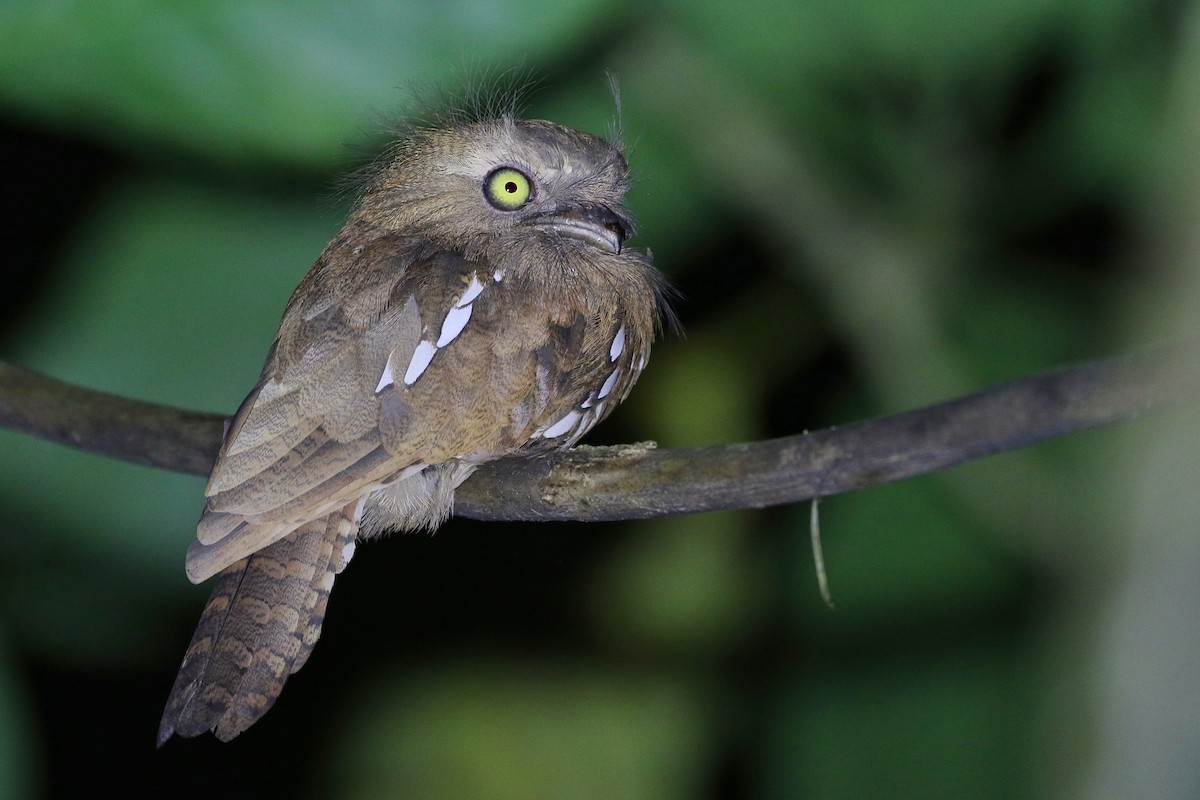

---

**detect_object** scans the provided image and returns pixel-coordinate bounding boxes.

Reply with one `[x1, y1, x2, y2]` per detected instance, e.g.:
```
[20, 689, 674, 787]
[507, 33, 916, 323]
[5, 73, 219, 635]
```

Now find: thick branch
[1, 343, 1196, 522]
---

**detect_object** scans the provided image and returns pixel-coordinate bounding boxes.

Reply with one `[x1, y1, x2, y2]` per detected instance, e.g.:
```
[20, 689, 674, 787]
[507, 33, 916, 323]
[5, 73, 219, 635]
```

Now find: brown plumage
[158, 111, 671, 744]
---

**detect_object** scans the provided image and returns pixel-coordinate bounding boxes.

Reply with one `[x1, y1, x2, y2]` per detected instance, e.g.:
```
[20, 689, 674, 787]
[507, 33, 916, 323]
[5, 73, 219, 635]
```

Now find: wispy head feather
[396, 63, 542, 137]
[605, 71, 625, 152]
[334, 65, 543, 203]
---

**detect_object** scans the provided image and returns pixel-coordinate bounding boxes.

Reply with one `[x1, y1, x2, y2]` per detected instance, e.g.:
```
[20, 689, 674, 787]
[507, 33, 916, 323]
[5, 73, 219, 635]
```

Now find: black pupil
[504, 180, 518, 194]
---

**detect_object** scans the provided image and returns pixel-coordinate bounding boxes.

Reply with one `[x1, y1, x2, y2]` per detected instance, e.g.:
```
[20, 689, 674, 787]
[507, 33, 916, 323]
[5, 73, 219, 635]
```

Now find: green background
[1, 1, 1198, 798]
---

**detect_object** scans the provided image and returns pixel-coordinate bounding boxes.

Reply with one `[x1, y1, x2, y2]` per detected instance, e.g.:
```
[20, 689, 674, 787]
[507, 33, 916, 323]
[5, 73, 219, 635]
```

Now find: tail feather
[292, 506, 357, 675]
[158, 503, 359, 745]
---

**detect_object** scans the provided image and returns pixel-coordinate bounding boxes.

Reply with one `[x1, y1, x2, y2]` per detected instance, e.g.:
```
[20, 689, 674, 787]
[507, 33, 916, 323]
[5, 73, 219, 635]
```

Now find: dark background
[2, 2, 1199, 798]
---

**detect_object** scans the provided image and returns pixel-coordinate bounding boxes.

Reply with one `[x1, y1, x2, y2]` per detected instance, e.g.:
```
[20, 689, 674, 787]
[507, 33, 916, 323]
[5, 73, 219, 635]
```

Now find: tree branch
[0, 362, 222, 475]
[1, 343, 1196, 522]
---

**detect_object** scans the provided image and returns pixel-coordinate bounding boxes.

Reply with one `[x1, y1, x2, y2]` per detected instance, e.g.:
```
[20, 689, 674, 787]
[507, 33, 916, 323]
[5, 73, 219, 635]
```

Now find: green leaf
[0, 0, 619, 166]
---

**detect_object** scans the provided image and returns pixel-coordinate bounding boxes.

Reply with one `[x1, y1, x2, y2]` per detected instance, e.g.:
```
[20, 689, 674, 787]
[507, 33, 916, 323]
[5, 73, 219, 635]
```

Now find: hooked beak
[528, 205, 629, 254]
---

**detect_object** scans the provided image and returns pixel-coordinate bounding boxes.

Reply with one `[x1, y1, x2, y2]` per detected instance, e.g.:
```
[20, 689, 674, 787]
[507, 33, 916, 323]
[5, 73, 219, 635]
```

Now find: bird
[156, 101, 673, 744]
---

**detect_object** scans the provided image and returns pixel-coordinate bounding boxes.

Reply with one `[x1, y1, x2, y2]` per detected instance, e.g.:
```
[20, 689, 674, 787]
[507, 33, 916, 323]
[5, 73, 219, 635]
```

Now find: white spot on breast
[341, 541, 356, 564]
[493, 268, 505, 282]
[598, 369, 620, 400]
[403, 341, 438, 385]
[436, 303, 473, 347]
[374, 352, 396, 393]
[610, 326, 626, 361]
[457, 275, 485, 307]
[542, 410, 582, 438]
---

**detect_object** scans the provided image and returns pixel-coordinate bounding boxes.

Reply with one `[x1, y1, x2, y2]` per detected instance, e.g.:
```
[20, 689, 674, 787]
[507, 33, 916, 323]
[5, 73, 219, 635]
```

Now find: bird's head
[360, 117, 636, 262]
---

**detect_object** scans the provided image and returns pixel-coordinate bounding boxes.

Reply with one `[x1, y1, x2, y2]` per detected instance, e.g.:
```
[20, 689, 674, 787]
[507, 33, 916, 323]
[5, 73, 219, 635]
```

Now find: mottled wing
[186, 234, 644, 582]
[184, 235, 427, 581]
[362, 256, 644, 466]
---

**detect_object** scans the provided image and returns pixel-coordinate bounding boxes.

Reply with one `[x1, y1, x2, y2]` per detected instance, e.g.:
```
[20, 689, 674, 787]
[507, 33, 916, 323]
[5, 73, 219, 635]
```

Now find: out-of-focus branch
[0, 362, 222, 475]
[0, 343, 1196, 522]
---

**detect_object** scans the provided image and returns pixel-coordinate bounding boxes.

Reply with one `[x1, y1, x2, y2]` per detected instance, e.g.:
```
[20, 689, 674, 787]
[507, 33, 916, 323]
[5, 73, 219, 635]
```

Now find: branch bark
[1, 343, 1196, 522]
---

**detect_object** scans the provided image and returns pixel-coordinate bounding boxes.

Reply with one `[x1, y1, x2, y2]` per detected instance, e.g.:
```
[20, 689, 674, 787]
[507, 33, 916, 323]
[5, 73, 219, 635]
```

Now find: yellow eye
[484, 167, 533, 210]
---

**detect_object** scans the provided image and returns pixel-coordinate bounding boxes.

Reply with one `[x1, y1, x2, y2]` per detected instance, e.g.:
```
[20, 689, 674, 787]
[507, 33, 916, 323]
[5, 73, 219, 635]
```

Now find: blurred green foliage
[329, 662, 711, 800]
[1, 1, 1198, 798]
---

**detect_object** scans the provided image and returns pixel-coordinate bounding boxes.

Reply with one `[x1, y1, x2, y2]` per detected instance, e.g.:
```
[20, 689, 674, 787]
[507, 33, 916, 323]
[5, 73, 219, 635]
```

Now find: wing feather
[208, 432, 380, 514]
[186, 238, 626, 580]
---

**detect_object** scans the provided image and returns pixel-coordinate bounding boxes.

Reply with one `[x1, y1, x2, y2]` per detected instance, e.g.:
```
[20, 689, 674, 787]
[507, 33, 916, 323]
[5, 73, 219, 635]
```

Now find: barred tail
[157, 502, 359, 744]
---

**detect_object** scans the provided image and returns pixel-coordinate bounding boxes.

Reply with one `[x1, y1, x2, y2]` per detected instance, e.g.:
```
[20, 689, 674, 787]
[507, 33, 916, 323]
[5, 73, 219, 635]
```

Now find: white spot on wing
[610, 326, 626, 361]
[403, 341, 438, 385]
[598, 369, 620, 399]
[534, 363, 551, 411]
[341, 541, 356, 564]
[436, 303, 473, 347]
[256, 378, 288, 402]
[457, 275, 485, 307]
[374, 352, 396, 393]
[543, 410, 581, 438]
